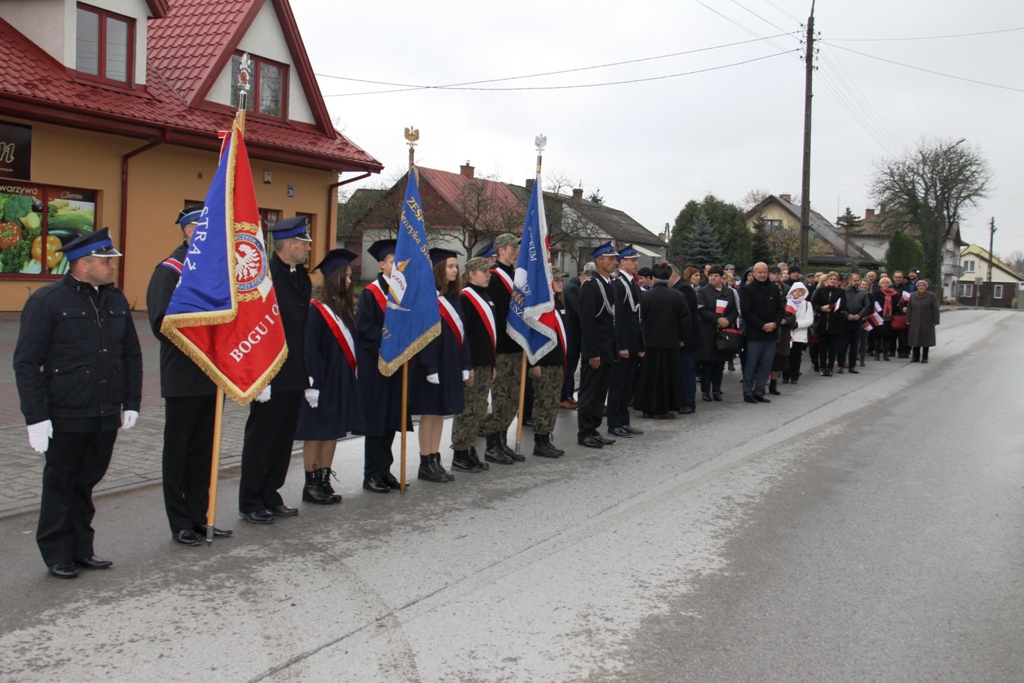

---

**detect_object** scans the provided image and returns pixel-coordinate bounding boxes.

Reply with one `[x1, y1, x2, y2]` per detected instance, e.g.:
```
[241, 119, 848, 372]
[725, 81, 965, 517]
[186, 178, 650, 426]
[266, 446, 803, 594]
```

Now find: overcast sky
[293, 0, 1024, 258]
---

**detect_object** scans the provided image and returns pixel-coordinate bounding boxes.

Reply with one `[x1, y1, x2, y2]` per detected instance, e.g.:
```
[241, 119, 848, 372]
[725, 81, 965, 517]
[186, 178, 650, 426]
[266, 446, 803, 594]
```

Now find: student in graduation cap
[409, 248, 472, 483]
[356, 239, 407, 493]
[294, 248, 364, 505]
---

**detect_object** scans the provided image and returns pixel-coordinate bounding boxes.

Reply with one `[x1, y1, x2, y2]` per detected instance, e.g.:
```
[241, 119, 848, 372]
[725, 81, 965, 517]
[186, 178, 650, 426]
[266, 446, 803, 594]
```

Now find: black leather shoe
[744, 395, 757, 404]
[499, 434, 526, 462]
[596, 434, 616, 445]
[577, 435, 604, 449]
[241, 509, 274, 524]
[174, 529, 202, 546]
[679, 405, 696, 415]
[624, 425, 644, 435]
[363, 476, 391, 493]
[74, 555, 112, 569]
[194, 525, 233, 538]
[267, 504, 298, 517]
[713, 392, 723, 401]
[49, 562, 78, 579]
[701, 392, 712, 402]
[754, 395, 771, 403]
[380, 472, 406, 490]
[608, 426, 632, 438]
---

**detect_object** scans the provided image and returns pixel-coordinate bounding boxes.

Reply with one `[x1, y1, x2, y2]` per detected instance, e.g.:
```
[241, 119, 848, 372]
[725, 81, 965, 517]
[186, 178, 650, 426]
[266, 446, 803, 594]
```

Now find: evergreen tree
[885, 230, 926, 276]
[671, 194, 751, 269]
[750, 217, 774, 265]
[681, 212, 723, 267]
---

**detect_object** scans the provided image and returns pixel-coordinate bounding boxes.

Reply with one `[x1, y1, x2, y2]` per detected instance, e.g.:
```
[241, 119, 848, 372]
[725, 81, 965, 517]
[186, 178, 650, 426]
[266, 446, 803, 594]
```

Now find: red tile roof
[0, 3, 380, 173]
[417, 167, 523, 218]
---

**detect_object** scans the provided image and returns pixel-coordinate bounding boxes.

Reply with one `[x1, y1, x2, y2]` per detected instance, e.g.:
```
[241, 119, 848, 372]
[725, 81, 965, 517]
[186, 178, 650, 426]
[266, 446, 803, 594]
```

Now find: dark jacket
[640, 283, 689, 349]
[146, 242, 216, 398]
[14, 273, 143, 428]
[356, 273, 403, 435]
[460, 284, 497, 368]
[696, 283, 739, 362]
[740, 278, 785, 342]
[579, 273, 616, 363]
[487, 261, 519, 355]
[563, 276, 583, 337]
[810, 285, 847, 336]
[269, 253, 311, 392]
[844, 284, 873, 322]
[612, 274, 644, 354]
[671, 279, 702, 351]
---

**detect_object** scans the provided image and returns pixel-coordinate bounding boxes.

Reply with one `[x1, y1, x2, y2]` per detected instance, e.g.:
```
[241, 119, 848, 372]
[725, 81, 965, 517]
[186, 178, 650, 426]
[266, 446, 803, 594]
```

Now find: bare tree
[544, 173, 607, 274]
[740, 188, 771, 212]
[446, 172, 525, 257]
[1003, 250, 1024, 277]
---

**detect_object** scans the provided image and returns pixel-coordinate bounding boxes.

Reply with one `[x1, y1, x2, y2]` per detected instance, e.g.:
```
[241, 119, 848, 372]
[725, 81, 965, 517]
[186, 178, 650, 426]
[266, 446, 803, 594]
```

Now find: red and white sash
[160, 257, 183, 273]
[493, 266, 514, 294]
[364, 279, 387, 312]
[438, 295, 465, 350]
[310, 300, 357, 374]
[542, 310, 567, 358]
[461, 287, 496, 352]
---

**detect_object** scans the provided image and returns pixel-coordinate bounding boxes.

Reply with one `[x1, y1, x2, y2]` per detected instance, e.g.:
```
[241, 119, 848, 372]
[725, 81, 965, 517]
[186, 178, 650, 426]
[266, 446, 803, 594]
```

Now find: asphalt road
[0, 309, 1020, 682]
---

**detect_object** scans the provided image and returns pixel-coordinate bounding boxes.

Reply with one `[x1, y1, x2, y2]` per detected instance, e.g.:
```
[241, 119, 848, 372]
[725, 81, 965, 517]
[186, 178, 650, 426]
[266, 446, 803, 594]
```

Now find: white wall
[1, 0, 68, 64]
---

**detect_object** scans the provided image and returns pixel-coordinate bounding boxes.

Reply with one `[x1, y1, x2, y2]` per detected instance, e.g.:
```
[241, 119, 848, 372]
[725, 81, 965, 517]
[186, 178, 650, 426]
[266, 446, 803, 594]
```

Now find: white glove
[304, 388, 320, 408]
[121, 410, 139, 430]
[255, 386, 272, 403]
[426, 373, 440, 385]
[27, 420, 52, 454]
[462, 370, 470, 381]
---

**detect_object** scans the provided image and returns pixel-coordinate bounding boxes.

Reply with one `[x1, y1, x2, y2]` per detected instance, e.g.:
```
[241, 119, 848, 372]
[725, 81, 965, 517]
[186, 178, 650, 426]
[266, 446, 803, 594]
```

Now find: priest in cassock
[635, 263, 690, 418]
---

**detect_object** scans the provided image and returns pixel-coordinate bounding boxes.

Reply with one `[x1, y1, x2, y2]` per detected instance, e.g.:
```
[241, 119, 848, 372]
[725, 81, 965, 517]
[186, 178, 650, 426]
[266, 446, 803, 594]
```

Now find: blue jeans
[742, 340, 776, 397]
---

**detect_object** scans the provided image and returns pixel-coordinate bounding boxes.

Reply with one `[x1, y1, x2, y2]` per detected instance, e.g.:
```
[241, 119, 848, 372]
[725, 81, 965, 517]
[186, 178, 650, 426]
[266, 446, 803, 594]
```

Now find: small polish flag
[785, 303, 797, 315]
[832, 297, 842, 311]
[862, 319, 874, 331]
[715, 299, 729, 314]
[874, 301, 882, 312]
[872, 312, 884, 325]
[901, 290, 911, 301]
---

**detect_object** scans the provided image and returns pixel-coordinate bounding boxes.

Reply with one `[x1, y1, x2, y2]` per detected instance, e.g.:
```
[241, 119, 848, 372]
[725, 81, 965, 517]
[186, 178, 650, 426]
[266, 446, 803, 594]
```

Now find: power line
[322, 50, 796, 97]
[818, 48, 906, 153]
[829, 26, 1024, 42]
[821, 42, 1024, 94]
[693, 0, 801, 58]
[761, 0, 800, 24]
[728, 0, 794, 35]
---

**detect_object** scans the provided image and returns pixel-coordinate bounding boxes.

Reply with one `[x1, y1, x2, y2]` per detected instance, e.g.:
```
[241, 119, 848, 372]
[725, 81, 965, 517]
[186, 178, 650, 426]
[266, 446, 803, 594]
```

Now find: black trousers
[785, 342, 807, 379]
[363, 431, 396, 479]
[37, 429, 117, 567]
[577, 359, 612, 438]
[239, 391, 302, 513]
[700, 360, 725, 393]
[562, 332, 581, 401]
[162, 395, 216, 533]
[606, 354, 639, 428]
[679, 349, 697, 408]
[816, 332, 840, 371]
[837, 322, 861, 369]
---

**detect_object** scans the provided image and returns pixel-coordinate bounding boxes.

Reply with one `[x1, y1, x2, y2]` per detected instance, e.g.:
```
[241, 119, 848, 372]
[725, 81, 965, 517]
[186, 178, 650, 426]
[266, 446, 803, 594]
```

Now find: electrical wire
[761, 0, 801, 24]
[829, 26, 1024, 42]
[728, 0, 795, 35]
[816, 69, 899, 155]
[693, 0, 801, 58]
[818, 48, 906, 153]
[822, 42, 1024, 94]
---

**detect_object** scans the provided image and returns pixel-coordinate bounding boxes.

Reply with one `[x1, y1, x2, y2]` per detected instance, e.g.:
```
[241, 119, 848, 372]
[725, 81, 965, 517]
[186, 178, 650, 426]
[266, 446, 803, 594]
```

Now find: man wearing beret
[14, 227, 143, 578]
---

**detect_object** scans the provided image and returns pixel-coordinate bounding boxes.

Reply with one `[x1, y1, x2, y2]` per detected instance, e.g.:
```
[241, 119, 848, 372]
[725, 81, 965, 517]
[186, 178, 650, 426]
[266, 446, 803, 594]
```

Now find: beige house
[957, 244, 1022, 308]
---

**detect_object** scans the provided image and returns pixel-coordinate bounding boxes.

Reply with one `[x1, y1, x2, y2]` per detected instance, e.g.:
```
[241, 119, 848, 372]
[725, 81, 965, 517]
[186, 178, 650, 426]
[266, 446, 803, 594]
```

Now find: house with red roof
[0, 0, 380, 310]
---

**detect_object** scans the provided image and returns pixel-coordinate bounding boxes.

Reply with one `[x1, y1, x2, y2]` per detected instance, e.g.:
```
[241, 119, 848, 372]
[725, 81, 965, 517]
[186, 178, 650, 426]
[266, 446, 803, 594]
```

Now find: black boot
[499, 432, 526, 461]
[418, 455, 449, 482]
[484, 433, 513, 464]
[303, 469, 336, 504]
[434, 453, 455, 481]
[318, 468, 342, 504]
[469, 446, 489, 470]
[533, 433, 562, 458]
[452, 449, 481, 472]
[922, 348, 929, 363]
[769, 379, 781, 395]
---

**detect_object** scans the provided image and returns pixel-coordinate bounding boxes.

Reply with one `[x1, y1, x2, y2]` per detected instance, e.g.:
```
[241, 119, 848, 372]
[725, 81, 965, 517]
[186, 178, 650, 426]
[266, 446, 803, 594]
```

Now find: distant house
[957, 244, 1022, 308]
[0, 0, 381, 311]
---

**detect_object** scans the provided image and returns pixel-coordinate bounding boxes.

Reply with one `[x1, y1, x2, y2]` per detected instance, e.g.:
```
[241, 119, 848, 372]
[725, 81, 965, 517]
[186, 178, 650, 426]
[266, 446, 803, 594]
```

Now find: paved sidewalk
[0, 312, 256, 517]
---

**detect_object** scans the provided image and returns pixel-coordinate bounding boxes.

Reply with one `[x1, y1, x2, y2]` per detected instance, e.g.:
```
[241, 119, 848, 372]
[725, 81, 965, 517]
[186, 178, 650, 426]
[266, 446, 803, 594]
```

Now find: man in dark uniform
[357, 239, 407, 492]
[560, 261, 593, 408]
[14, 227, 143, 578]
[606, 245, 644, 439]
[147, 206, 231, 546]
[669, 264, 699, 413]
[483, 232, 525, 464]
[576, 243, 619, 449]
[238, 217, 311, 524]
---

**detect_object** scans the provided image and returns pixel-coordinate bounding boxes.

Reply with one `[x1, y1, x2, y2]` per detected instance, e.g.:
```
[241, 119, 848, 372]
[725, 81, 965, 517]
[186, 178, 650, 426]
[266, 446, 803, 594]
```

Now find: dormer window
[76, 4, 134, 85]
[230, 53, 287, 119]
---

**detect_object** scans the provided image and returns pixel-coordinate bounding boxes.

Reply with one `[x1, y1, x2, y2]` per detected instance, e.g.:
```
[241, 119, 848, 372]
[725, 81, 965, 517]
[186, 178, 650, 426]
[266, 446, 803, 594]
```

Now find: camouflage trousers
[483, 352, 521, 435]
[529, 365, 562, 435]
[451, 365, 493, 451]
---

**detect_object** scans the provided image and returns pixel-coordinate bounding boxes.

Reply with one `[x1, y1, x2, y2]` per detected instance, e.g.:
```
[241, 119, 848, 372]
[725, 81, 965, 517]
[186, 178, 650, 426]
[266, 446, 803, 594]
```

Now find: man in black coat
[560, 261, 594, 407]
[607, 246, 644, 438]
[237, 217, 311, 524]
[14, 228, 143, 578]
[739, 262, 784, 403]
[147, 206, 229, 545]
[576, 243, 619, 448]
[669, 265, 700, 413]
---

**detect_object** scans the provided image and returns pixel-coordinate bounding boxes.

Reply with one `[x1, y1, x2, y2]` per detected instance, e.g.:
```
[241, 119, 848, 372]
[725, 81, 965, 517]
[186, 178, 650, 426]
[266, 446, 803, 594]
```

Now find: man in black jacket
[147, 206, 230, 546]
[669, 264, 700, 413]
[607, 245, 644, 438]
[14, 228, 143, 578]
[238, 217, 311, 524]
[560, 261, 594, 407]
[577, 243, 619, 448]
[739, 262, 784, 403]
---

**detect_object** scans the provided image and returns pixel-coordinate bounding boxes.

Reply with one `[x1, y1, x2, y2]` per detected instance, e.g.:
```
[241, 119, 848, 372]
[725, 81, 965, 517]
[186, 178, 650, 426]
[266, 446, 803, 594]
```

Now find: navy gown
[294, 304, 364, 440]
[408, 292, 472, 416]
[356, 274, 407, 435]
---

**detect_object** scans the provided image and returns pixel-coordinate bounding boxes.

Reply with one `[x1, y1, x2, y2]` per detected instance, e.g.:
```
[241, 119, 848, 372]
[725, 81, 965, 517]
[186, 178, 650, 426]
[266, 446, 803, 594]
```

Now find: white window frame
[993, 284, 1003, 299]
[959, 283, 973, 298]
[963, 259, 975, 272]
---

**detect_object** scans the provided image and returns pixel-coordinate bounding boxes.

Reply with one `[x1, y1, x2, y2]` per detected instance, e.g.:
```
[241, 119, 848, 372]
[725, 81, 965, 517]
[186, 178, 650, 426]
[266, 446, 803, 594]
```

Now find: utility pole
[798, 1, 816, 271]
[986, 217, 996, 307]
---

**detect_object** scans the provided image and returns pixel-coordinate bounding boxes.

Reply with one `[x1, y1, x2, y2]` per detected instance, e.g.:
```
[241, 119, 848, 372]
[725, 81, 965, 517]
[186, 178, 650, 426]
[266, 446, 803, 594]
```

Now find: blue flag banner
[378, 168, 441, 376]
[508, 173, 557, 364]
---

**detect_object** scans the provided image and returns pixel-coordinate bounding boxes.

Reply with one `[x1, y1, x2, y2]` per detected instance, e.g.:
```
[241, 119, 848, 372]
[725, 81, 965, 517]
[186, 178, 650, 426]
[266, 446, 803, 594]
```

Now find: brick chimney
[525, 179, 534, 192]
[779, 193, 792, 203]
[460, 161, 474, 178]
[572, 188, 584, 200]
[865, 208, 875, 219]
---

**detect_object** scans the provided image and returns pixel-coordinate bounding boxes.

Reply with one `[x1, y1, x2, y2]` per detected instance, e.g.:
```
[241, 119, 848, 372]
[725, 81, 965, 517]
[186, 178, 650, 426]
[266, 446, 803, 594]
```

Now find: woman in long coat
[295, 249, 364, 505]
[409, 249, 472, 482]
[696, 265, 738, 401]
[869, 276, 902, 361]
[906, 279, 940, 363]
[809, 271, 845, 376]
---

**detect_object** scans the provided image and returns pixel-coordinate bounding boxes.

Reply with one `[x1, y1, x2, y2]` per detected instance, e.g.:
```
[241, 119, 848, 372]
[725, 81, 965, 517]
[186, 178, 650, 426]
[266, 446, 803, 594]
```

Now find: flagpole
[400, 361, 409, 494]
[514, 351, 528, 453]
[205, 388, 225, 544]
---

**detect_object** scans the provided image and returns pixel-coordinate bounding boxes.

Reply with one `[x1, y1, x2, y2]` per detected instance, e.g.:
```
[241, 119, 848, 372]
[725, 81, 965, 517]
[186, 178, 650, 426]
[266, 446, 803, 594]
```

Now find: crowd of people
[12, 208, 942, 578]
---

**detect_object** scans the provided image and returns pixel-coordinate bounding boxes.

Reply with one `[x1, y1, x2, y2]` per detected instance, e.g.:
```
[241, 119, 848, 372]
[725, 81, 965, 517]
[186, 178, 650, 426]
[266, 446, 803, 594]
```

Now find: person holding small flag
[838, 273, 872, 374]
[809, 271, 845, 377]
[147, 206, 230, 545]
[782, 282, 814, 384]
[607, 245, 645, 438]
[451, 257, 498, 470]
[870, 276, 901, 361]
[696, 265, 739, 401]
[14, 227, 143, 578]
[409, 248, 471, 482]
[294, 249, 363, 505]
[740, 262, 785, 402]
[237, 217, 311, 524]
[577, 243, 620, 447]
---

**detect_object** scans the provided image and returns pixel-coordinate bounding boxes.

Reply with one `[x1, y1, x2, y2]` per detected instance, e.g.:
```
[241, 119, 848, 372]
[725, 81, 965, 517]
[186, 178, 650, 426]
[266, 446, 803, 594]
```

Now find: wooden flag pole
[205, 387, 225, 544]
[514, 350, 528, 453]
[400, 361, 409, 495]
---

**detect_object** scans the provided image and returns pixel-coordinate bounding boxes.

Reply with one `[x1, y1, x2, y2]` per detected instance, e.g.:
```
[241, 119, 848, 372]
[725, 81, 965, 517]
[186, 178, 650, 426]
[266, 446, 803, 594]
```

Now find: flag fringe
[377, 322, 441, 377]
